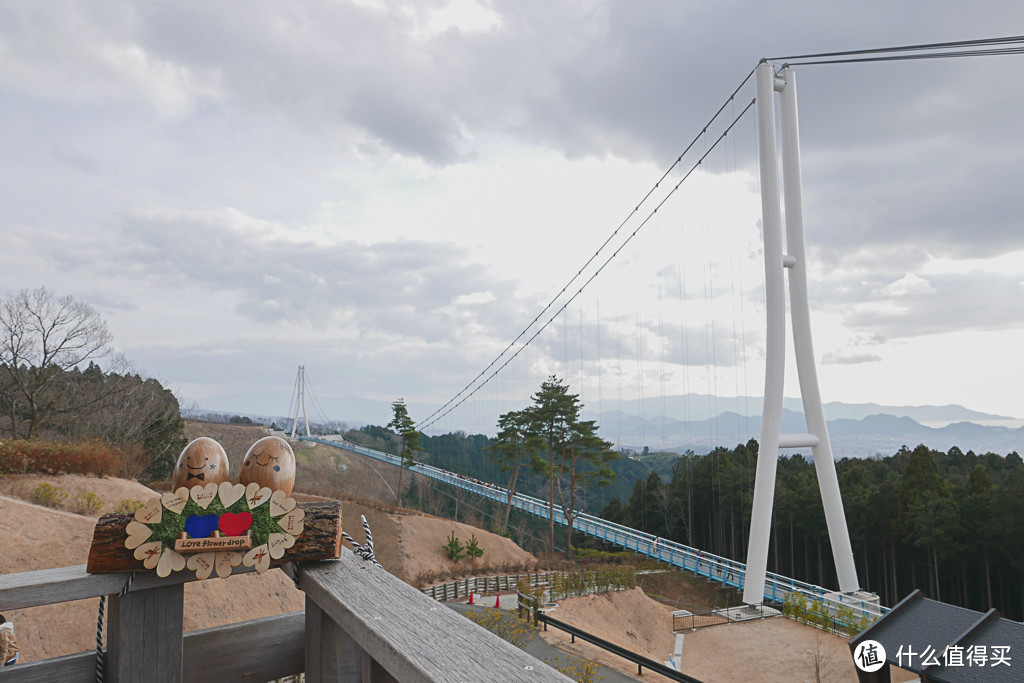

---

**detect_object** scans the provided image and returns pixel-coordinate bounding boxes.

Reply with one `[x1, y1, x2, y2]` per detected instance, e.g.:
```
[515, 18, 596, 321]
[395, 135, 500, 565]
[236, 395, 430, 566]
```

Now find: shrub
[0, 439, 120, 477]
[443, 530, 465, 562]
[116, 499, 145, 514]
[74, 491, 104, 515]
[544, 656, 603, 683]
[30, 483, 68, 508]
[465, 534, 484, 559]
[464, 608, 538, 649]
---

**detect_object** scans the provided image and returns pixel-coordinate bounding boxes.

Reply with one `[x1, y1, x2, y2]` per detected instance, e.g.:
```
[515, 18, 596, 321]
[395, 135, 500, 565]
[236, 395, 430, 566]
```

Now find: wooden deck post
[106, 583, 184, 682]
[305, 597, 364, 682]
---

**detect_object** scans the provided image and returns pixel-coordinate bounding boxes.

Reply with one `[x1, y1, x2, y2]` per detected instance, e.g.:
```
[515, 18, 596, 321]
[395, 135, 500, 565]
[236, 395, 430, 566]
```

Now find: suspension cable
[417, 70, 758, 429]
[418, 99, 756, 430]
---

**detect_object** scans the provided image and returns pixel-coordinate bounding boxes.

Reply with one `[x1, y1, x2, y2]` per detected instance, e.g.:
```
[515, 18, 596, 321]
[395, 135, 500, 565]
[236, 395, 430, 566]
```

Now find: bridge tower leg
[743, 63, 860, 606]
[291, 365, 312, 438]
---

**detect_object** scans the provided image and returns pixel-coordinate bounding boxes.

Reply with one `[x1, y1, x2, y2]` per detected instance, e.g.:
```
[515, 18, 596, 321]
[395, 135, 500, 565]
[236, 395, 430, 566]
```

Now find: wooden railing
[421, 573, 557, 601]
[0, 553, 572, 682]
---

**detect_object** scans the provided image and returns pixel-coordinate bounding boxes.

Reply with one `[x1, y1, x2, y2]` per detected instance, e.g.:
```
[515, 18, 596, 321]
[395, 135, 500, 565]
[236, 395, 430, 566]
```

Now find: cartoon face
[171, 437, 230, 490]
[239, 436, 296, 496]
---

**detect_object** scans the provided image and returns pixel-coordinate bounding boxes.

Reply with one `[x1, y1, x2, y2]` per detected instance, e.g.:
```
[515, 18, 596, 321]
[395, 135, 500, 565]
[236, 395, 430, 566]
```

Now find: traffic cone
[468, 591, 474, 605]
[494, 594, 501, 609]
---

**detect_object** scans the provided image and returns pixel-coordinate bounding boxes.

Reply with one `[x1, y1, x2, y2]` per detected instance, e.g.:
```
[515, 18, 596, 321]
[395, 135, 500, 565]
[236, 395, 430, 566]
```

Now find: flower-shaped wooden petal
[268, 532, 296, 560]
[161, 488, 190, 515]
[218, 481, 246, 508]
[215, 551, 243, 578]
[133, 498, 162, 524]
[243, 544, 271, 573]
[134, 541, 163, 569]
[244, 483, 272, 509]
[156, 548, 186, 578]
[269, 489, 296, 517]
[187, 552, 217, 580]
[190, 482, 218, 510]
[125, 521, 153, 550]
[277, 507, 305, 536]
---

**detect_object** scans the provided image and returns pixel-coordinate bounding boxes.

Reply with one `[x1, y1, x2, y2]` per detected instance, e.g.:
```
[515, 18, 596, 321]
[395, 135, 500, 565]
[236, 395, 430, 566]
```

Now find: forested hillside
[351, 420, 1024, 619]
[601, 441, 1024, 617]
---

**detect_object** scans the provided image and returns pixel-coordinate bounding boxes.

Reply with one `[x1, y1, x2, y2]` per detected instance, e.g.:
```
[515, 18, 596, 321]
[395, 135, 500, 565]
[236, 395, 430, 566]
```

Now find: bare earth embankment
[0, 470, 537, 663]
[1, 423, 915, 681]
[541, 587, 918, 682]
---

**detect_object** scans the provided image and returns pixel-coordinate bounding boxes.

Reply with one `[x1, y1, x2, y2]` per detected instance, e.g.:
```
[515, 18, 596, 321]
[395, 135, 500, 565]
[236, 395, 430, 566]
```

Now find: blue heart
[185, 514, 219, 539]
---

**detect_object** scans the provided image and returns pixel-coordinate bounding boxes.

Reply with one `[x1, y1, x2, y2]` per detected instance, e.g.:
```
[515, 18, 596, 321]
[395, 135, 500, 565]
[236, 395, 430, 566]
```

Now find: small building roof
[850, 589, 1023, 682]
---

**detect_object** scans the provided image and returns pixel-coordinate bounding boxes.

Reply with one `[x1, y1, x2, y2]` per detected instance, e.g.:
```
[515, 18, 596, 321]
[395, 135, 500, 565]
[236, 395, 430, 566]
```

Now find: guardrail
[536, 612, 703, 683]
[0, 555, 572, 682]
[302, 437, 888, 625]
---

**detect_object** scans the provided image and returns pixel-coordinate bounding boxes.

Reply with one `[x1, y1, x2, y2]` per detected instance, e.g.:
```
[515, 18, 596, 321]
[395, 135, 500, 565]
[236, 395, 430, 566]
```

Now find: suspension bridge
[283, 38, 1024, 627]
[298, 433, 885, 624]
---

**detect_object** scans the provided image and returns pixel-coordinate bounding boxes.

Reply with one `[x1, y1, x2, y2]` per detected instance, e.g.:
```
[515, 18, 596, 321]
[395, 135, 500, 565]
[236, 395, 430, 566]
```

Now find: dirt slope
[0, 482, 305, 663]
[0, 473, 536, 663]
[542, 588, 918, 683]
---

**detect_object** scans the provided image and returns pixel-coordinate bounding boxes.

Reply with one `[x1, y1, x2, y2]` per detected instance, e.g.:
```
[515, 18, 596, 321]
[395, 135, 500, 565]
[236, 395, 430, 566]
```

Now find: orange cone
[494, 594, 501, 609]
[468, 591, 474, 605]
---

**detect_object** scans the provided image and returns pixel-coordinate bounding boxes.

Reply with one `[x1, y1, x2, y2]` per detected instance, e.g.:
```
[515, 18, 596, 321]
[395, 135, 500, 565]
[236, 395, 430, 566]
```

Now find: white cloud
[875, 273, 935, 297]
[2, 0, 1024, 422]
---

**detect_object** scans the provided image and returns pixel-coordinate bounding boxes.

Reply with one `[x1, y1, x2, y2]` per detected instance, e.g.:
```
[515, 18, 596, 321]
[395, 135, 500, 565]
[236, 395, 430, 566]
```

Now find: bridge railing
[303, 437, 888, 624]
[0, 554, 571, 682]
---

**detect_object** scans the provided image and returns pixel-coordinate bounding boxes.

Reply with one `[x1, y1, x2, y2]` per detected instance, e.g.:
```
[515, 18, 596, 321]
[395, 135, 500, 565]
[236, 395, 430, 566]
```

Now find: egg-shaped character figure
[171, 437, 230, 490]
[239, 436, 296, 496]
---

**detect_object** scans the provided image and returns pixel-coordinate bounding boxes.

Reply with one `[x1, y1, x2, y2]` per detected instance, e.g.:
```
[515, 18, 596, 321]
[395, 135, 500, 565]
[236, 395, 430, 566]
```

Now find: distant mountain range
[200, 393, 1022, 460]
[586, 396, 1023, 458]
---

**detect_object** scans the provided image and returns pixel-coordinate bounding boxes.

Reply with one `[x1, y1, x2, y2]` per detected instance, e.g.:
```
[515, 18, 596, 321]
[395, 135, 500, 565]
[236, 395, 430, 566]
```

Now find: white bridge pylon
[290, 364, 311, 439]
[743, 62, 859, 605]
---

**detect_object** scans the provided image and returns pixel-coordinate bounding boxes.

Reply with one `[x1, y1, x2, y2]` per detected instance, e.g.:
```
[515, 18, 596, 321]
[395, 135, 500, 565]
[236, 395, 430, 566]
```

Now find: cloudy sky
[2, 1, 1023, 433]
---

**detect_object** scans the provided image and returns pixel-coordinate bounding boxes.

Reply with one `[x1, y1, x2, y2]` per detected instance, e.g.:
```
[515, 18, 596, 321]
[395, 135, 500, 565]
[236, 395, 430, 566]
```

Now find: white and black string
[341, 515, 382, 569]
[95, 571, 134, 682]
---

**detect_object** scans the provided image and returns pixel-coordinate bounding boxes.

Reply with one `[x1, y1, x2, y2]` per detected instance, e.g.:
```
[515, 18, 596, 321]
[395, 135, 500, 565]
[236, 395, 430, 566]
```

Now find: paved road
[445, 601, 640, 683]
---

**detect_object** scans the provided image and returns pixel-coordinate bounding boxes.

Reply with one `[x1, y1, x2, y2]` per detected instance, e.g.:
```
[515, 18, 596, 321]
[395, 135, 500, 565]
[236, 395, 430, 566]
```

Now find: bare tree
[0, 287, 114, 438]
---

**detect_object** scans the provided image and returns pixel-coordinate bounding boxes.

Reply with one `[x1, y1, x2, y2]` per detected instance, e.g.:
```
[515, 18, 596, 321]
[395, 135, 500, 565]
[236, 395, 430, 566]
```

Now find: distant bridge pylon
[290, 365, 311, 438]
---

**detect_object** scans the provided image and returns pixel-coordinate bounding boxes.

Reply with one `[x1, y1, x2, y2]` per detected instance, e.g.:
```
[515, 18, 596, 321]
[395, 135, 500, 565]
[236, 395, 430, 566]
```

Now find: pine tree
[387, 398, 420, 507]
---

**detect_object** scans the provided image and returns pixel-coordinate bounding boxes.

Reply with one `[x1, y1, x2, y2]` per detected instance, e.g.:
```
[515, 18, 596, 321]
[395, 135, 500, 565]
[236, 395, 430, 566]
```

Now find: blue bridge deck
[300, 436, 886, 622]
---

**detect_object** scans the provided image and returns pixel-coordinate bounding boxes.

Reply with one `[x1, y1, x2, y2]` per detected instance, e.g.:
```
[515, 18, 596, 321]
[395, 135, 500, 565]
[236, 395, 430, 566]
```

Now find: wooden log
[87, 501, 342, 574]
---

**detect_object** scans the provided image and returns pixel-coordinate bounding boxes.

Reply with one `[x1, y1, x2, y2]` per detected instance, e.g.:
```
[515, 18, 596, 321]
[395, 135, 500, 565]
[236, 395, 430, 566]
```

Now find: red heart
[219, 512, 253, 537]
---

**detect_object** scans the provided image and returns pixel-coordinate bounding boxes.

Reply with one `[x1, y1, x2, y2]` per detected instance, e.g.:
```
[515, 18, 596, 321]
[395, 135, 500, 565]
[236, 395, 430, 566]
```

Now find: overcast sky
[2, 1, 1023, 432]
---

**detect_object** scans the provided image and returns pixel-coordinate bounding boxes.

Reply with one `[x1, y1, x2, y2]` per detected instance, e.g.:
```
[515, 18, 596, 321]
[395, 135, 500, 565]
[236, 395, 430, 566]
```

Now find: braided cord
[95, 572, 135, 682]
[341, 515, 383, 569]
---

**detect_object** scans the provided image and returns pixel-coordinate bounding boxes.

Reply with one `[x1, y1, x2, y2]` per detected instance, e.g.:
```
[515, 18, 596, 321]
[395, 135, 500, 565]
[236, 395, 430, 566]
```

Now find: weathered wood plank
[87, 501, 342, 573]
[107, 582, 184, 683]
[0, 562, 292, 611]
[0, 650, 94, 682]
[298, 554, 572, 682]
[182, 611, 304, 683]
[305, 598, 364, 683]
[0, 564, 205, 611]
[0, 613, 304, 683]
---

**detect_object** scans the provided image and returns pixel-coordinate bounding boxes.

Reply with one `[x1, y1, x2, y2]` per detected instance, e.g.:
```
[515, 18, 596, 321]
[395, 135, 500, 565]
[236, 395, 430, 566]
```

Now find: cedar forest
[351, 394, 1024, 621]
